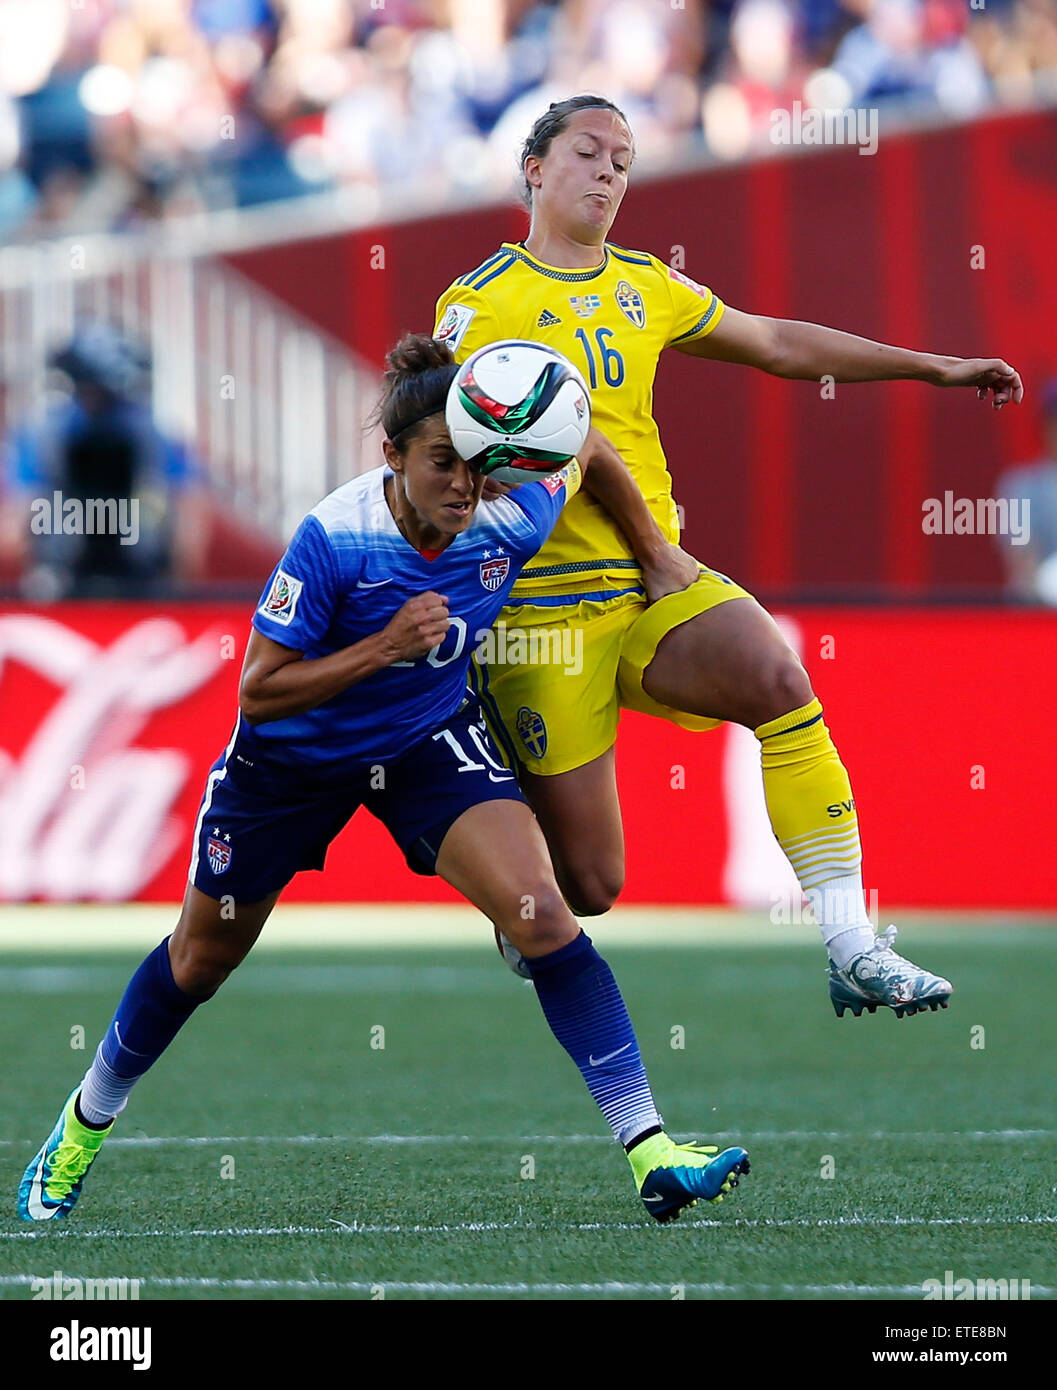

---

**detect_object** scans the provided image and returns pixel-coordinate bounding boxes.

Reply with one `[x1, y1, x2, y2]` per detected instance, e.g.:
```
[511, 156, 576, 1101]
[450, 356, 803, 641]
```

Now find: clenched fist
[380, 592, 452, 662]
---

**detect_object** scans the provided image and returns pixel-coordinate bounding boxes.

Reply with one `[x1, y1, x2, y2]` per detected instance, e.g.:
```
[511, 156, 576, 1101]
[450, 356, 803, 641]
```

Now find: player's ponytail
[369, 334, 459, 450]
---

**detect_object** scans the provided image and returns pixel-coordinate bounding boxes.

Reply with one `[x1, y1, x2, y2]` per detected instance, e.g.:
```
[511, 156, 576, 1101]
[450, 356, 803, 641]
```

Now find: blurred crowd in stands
[1, 0, 1056, 241]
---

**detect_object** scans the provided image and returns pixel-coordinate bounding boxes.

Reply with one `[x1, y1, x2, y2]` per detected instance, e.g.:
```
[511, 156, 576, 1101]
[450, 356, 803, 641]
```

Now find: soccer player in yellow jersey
[434, 95, 1023, 1019]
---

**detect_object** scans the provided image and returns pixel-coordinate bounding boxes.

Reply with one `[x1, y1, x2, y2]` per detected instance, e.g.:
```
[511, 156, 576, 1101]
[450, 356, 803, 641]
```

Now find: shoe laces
[875, 925, 898, 954]
[48, 1126, 105, 1197]
[674, 1142, 719, 1161]
[871, 924, 916, 972]
[47, 1142, 90, 1197]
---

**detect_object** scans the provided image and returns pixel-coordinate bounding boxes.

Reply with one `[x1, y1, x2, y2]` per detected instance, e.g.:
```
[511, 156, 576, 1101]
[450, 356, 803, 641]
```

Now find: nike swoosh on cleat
[588, 1042, 632, 1067]
[26, 1148, 59, 1221]
[643, 1195, 665, 1202]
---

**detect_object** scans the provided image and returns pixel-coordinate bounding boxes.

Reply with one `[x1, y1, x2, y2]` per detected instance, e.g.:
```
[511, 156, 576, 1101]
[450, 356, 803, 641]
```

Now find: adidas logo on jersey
[537, 309, 561, 326]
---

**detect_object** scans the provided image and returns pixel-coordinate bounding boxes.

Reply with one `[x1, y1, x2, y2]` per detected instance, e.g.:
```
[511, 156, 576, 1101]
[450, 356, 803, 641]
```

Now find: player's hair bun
[369, 333, 459, 447]
[384, 334, 455, 378]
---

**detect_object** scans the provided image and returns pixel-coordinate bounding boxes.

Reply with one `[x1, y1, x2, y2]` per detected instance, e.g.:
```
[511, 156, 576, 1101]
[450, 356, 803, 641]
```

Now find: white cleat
[829, 926, 953, 1019]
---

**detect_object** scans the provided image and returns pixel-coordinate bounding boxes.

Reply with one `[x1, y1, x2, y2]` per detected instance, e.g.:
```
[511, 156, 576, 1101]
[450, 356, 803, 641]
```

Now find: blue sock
[524, 931, 662, 1146]
[77, 938, 210, 1125]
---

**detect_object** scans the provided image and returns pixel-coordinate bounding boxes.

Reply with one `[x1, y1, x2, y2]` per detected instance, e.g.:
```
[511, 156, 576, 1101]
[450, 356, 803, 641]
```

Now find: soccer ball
[445, 340, 591, 484]
[494, 925, 532, 980]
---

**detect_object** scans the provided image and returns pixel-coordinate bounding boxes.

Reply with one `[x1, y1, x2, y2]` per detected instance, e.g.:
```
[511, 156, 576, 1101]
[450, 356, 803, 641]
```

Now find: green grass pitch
[1, 907, 1054, 1301]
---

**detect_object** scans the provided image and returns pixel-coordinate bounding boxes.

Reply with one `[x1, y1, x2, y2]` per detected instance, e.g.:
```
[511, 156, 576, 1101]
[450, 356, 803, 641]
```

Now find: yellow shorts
[471, 568, 754, 776]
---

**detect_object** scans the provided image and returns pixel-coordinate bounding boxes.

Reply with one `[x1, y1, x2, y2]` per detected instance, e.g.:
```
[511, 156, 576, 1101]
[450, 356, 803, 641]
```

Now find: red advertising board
[0, 603, 1052, 909]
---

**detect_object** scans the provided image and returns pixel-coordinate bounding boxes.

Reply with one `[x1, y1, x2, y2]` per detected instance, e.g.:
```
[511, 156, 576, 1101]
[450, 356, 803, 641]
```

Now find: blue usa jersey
[243, 461, 582, 771]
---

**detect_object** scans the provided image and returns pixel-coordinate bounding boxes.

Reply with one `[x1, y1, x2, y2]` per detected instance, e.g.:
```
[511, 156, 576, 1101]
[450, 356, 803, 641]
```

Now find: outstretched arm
[675, 305, 1023, 408]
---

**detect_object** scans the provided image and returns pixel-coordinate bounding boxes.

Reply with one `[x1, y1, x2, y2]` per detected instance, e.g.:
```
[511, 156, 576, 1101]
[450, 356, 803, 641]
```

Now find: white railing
[0, 239, 382, 541]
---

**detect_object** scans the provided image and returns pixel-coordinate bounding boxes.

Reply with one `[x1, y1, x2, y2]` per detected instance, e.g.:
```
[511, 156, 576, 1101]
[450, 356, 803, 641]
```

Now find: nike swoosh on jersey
[355, 578, 394, 589]
[588, 1042, 633, 1067]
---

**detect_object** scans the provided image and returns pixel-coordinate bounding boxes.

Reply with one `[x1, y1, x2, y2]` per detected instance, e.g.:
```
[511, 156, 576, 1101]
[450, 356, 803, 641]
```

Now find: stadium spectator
[1, 0, 1055, 239]
[995, 377, 1057, 605]
[831, 0, 988, 113]
[0, 322, 210, 600]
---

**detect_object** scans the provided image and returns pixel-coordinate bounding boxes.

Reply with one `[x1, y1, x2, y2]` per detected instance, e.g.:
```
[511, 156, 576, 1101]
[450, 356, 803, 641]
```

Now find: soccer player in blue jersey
[19, 335, 749, 1228]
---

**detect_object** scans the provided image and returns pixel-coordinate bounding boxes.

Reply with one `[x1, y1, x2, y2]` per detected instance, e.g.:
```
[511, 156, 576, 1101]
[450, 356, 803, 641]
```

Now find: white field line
[4, 1215, 1057, 1241]
[5, 1274, 1051, 1297]
[2, 1129, 1055, 1149]
[0, 1275, 970, 1296]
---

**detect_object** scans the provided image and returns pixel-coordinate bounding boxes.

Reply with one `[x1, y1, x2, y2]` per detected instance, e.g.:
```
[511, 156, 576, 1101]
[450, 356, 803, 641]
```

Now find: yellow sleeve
[532, 457, 582, 508]
[661, 260, 726, 348]
[433, 281, 506, 364]
[561, 457, 583, 501]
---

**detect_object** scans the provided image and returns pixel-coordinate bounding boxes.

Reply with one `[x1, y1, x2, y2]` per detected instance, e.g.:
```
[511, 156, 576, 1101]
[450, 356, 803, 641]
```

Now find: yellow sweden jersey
[434, 241, 724, 599]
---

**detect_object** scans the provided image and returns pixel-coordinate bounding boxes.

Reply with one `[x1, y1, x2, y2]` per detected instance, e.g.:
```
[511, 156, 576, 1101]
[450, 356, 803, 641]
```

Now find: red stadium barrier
[224, 107, 1057, 599]
[1, 603, 1052, 909]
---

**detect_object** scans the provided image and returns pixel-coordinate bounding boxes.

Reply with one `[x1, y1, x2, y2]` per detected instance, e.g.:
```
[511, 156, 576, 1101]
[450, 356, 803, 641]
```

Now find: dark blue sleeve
[252, 514, 342, 651]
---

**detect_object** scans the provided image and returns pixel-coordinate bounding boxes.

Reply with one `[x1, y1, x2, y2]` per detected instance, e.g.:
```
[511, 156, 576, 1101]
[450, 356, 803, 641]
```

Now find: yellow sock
[754, 698, 874, 950]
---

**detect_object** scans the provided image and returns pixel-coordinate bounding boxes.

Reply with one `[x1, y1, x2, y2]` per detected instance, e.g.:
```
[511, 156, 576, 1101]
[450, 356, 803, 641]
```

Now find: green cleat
[18, 1090, 113, 1222]
[628, 1131, 751, 1224]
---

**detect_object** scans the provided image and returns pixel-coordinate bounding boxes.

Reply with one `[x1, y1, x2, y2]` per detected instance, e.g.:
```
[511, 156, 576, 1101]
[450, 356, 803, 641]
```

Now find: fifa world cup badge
[259, 569, 302, 626]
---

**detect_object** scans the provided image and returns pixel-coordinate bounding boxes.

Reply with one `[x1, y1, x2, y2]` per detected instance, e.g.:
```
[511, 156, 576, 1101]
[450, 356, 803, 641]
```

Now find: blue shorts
[188, 701, 525, 903]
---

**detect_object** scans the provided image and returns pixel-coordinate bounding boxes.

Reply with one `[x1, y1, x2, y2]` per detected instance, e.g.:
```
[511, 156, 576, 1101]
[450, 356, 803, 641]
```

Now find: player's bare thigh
[168, 883, 280, 996]
[436, 799, 582, 956]
[641, 595, 813, 729]
[518, 748, 625, 918]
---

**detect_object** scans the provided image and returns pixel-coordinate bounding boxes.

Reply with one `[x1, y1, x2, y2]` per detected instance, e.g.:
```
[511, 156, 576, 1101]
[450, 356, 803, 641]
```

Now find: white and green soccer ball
[445, 340, 591, 485]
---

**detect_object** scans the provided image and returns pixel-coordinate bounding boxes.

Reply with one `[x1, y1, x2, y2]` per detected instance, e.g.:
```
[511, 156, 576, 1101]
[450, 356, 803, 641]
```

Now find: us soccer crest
[516, 705, 547, 759]
[615, 280, 645, 328]
[207, 833, 232, 874]
[569, 294, 601, 319]
[480, 554, 510, 591]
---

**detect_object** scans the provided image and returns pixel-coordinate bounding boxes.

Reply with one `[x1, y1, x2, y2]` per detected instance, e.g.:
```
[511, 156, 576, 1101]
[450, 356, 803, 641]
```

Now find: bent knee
[757, 653, 813, 724]
[168, 941, 240, 997]
[502, 882, 578, 956]
[511, 882, 571, 936]
[558, 865, 624, 917]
